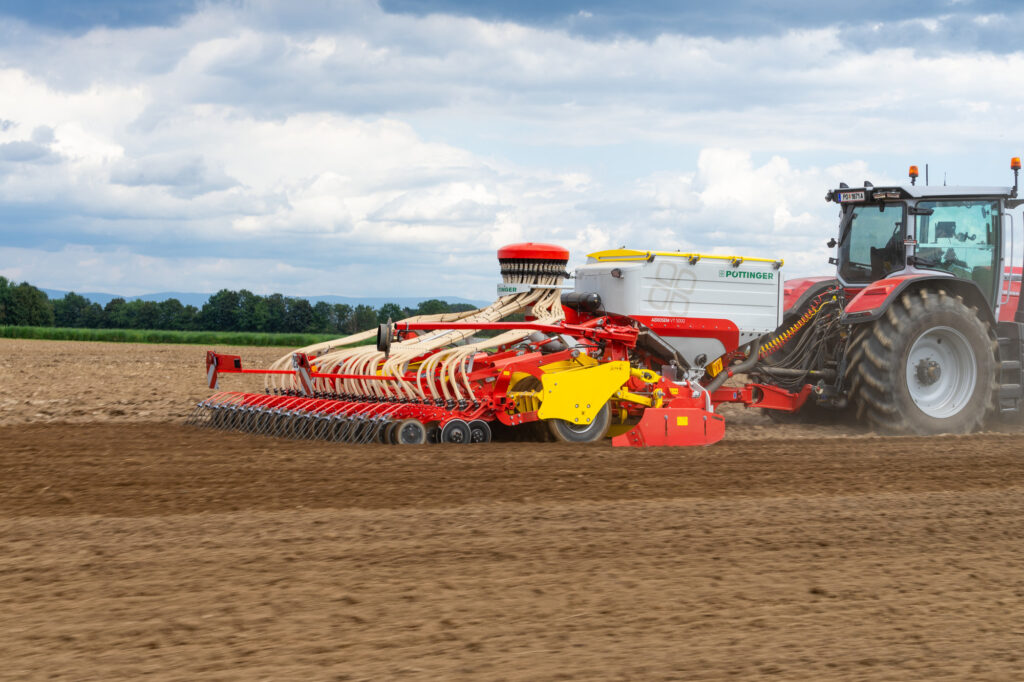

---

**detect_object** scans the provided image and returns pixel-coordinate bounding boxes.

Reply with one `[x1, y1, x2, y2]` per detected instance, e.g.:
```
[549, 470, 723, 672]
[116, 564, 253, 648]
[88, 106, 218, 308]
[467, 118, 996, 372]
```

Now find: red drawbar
[496, 242, 570, 262]
[630, 315, 740, 354]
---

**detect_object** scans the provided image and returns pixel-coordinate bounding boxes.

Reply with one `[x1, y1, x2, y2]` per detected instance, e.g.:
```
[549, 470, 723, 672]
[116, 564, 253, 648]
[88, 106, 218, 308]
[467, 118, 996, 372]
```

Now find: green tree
[181, 304, 199, 330]
[53, 292, 91, 327]
[81, 302, 105, 328]
[2, 281, 55, 326]
[352, 304, 377, 331]
[157, 298, 190, 330]
[126, 299, 160, 329]
[198, 289, 241, 331]
[0, 276, 9, 323]
[237, 290, 270, 332]
[264, 293, 287, 333]
[104, 298, 130, 328]
[284, 297, 315, 333]
[332, 303, 353, 332]
[416, 299, 449, 316]
[311, 301, 334, 333]
[377, 302, 403, 323]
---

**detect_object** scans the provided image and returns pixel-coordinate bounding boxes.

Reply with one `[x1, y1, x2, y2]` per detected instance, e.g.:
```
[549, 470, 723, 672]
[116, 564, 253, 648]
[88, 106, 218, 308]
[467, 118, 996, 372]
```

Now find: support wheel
[547, 403, 611, 443]
[850, 287, 996, 434]
[440, 419, 471, 444]
[468, 419, 492, 443]
[377, 420, 393, 443]
[394, 419, 427, 445]
[425, 423, 441, 444]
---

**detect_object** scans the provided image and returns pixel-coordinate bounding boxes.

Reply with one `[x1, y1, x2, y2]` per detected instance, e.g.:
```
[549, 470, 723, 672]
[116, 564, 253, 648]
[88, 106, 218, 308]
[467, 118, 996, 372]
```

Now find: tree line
[0, 277, 476, 334]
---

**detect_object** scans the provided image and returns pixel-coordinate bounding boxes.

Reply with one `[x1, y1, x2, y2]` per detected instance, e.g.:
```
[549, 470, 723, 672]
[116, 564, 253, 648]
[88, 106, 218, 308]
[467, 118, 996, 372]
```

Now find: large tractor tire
[849, 287, 997, 435]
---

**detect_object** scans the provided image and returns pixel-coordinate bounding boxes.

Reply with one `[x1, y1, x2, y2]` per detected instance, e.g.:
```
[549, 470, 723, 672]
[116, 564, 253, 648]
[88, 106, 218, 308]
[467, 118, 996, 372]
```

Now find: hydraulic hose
[705, 334, 765, 394]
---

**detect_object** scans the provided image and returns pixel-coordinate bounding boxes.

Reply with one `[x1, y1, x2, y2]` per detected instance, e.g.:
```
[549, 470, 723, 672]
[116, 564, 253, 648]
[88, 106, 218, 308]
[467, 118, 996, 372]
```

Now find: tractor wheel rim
[905, 325, 977, 419]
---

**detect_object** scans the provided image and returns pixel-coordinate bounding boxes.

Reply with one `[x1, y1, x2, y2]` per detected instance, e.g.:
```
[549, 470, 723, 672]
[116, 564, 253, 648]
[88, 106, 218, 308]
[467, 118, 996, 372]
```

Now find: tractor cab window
[838, 203, 905, 283]
[914, 200, 999, 302]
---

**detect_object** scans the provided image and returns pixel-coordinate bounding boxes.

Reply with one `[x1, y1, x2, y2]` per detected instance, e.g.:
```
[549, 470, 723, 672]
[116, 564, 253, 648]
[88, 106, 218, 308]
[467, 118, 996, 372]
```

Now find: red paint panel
[843, 275, 927, 315]
[631, 315, 741, 354]
[783, 276, 833, 313]
[999, 266, 1022, 322]
[611, 408, 725, 447]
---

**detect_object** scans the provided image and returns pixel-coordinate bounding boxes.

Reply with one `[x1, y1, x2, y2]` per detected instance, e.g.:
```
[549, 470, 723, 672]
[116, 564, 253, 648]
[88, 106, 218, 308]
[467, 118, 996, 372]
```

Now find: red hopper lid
[496, 242, 570, 261]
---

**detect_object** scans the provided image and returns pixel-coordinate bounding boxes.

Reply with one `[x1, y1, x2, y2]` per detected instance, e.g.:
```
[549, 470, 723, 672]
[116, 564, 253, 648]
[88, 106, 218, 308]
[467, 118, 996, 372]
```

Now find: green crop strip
[0, 325, 357, 347]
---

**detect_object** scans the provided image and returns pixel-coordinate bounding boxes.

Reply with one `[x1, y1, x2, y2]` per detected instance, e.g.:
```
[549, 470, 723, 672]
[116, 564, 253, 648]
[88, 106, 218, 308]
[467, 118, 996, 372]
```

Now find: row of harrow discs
[187, 383, 495, 445]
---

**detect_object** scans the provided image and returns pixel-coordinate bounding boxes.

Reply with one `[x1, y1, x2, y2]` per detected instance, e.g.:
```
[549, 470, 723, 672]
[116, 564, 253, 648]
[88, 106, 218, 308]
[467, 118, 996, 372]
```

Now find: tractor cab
[826, 177, 1022, 309]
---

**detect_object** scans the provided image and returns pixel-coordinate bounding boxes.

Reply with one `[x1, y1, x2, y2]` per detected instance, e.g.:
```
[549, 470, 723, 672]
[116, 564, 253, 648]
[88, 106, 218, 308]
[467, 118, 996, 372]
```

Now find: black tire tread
[849, 287, 997, 434]
[843, 324, 872, 422]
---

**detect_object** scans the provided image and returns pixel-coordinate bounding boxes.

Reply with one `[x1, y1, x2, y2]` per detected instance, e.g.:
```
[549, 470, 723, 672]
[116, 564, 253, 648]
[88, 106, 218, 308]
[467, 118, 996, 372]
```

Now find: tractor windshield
[913, 200, 999, 303]
[838, 203, 905, 283]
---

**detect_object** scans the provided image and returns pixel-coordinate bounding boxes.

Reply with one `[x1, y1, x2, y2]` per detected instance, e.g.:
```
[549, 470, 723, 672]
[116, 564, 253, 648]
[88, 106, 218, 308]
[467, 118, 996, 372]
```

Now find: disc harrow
[186, 389, 464, 444]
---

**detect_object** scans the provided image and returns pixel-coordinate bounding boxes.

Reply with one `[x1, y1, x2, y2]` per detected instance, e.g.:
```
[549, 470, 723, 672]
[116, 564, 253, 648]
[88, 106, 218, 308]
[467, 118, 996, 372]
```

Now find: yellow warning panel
[708, 358, 723, 377]
[676, 416, 688, 426]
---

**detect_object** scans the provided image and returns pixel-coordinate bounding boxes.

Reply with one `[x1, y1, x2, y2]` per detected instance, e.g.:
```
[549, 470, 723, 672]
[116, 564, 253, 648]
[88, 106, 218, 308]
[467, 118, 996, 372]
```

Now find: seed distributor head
[497, 242, 570, 283]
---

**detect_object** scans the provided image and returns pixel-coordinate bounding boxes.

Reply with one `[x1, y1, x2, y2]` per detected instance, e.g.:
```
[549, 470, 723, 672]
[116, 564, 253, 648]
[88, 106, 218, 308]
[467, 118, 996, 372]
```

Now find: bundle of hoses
[756, 289, 841, 392]
[265, 244, 569, 404]
[758, 291, 837, 360]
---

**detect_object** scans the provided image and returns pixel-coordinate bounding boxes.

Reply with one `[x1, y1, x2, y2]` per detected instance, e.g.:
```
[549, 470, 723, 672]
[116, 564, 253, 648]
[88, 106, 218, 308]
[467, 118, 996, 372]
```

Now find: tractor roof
[828, 184, 1023, 207]
[885, 184, 1013, 199]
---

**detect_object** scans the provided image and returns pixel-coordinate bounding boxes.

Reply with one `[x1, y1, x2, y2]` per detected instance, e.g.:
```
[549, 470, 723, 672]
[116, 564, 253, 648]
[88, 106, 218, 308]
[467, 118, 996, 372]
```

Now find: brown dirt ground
[2, 338, 1024, 680]
[0, 337, 868, 440]
[0, 338, 286, 425]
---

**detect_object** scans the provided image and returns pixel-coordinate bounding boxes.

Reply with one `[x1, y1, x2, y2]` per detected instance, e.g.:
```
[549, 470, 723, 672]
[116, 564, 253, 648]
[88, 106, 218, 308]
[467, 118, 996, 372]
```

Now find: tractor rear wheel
[850, 287, 996, 434]
[547, 403, 611, 443]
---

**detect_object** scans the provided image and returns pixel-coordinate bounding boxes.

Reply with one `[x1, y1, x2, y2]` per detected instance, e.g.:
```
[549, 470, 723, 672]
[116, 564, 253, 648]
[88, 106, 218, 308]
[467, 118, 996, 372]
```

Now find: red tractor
[768, 159, 1024, 433]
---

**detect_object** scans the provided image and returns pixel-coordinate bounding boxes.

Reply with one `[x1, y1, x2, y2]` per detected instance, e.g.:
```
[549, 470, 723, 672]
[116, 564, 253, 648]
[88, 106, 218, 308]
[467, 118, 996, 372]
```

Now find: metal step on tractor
[188, 158, 1024, 446]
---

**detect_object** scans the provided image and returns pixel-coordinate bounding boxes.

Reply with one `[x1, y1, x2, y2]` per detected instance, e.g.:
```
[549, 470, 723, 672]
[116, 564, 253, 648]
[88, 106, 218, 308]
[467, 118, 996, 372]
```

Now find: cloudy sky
[2, 0, 1024, 299]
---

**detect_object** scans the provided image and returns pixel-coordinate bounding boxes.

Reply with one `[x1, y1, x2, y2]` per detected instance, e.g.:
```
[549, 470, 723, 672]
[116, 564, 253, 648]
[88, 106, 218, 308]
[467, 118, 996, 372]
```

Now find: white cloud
[1, 1, 1023, 300]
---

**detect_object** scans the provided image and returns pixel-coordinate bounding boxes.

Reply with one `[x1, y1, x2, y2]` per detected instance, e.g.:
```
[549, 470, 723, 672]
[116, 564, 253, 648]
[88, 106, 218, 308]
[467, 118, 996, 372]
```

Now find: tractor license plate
[836, 190, 866, 202]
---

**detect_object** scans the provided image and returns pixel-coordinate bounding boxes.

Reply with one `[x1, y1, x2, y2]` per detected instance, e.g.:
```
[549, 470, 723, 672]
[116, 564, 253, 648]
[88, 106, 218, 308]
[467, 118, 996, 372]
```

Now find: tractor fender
[783, 276, 836, 318]
[840, 274, 995, 326]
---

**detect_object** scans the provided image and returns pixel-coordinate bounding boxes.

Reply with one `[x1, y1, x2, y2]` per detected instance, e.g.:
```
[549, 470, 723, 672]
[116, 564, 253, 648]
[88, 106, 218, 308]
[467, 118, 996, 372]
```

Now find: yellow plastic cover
[537, 361, 630, 424]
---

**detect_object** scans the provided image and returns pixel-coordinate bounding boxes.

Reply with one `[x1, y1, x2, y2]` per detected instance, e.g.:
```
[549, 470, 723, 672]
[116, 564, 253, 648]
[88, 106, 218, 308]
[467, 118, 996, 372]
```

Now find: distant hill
[40, 289, 211, 307]
[39, 288, 490, 309]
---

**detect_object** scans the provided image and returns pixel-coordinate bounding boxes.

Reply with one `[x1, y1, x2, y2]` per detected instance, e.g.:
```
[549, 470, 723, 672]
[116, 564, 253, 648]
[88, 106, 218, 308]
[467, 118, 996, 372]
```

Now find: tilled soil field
[2, 338, 1024, 680]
